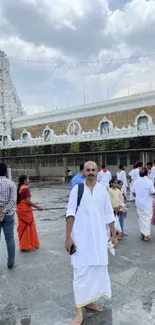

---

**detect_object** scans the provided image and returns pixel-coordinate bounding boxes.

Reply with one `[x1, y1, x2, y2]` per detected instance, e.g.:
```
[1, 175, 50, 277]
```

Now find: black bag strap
[76, 183, 84, 212]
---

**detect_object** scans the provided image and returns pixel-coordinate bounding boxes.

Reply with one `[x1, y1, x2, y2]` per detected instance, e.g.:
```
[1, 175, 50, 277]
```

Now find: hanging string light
[8, 53, 155, 70]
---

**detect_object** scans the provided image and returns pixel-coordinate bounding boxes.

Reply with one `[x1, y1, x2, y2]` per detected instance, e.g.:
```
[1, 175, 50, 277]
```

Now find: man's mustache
[88, 174, 95, 177]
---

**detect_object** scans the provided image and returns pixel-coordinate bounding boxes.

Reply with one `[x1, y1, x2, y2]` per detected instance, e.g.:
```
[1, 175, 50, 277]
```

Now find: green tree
[70, 142, 79, 153]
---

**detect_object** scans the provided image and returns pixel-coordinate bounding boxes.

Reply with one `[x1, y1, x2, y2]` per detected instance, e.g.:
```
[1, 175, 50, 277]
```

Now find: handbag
[115, 214, 122, 233]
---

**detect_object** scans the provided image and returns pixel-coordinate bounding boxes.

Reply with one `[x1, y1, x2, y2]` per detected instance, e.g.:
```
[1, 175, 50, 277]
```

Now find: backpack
[66, 183, 84, 220]
[76, 183, 84, 212]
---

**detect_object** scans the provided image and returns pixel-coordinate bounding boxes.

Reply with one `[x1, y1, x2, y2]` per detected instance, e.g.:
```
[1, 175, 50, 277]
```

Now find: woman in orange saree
[16, 175, 42, 252]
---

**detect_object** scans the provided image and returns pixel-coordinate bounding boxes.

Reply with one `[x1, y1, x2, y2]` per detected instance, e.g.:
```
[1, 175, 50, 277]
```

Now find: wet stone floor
[1, 184, 155, 325]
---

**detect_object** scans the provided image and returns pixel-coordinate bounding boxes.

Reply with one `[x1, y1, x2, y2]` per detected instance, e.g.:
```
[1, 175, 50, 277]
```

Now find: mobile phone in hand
[70, 244, 76, 255]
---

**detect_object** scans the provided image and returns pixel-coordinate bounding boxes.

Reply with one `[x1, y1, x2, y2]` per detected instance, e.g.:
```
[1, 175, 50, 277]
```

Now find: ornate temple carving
[0, 50, 25, 136]
[67, 120, 82, 137]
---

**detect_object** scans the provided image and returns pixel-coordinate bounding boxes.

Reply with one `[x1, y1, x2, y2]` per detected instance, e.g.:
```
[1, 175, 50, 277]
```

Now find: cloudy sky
[0, 0, 155, 114]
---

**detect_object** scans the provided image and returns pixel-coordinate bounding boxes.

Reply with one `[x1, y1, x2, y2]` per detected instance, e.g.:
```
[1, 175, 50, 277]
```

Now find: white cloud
[107, 0, 155, 56]
[1, 0, 155, 112]
[0, 37, 66, 60]
[62, 59, 155, 104]
[23, 104, 47, 114]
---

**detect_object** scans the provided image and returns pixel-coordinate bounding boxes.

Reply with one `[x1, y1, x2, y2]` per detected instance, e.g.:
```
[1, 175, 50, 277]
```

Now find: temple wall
[12, 105, 155, 139]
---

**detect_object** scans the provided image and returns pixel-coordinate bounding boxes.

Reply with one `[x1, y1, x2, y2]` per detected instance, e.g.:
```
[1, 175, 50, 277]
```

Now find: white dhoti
[137, 208, 152, 236]
[73, 265, 111, 308]
[122, 184, 127, 196]
[129, 183, 134, 200]
[103, 182, 109, 189]
[106, 225, 111, 240]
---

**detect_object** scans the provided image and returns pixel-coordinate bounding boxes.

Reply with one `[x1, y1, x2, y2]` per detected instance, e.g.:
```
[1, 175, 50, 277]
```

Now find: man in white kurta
[147, 162, 155, 185]
[132, 161, 143, 183]
[117, 165, 127, 196]
[132, 168, 155, 241]
[151, 161, 155, 176]
[97, 165, 112, 188]
[129, 166, 136, 200]
[65, 161, 117, 325]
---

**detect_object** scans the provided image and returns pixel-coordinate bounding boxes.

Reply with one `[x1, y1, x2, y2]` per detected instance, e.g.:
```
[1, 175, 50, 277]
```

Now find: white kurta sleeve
[129, 170, 132, 177]
[97, 171, 101, 182]
[66, 185, 78, 218]
[103, 188, 115, 224]
[132, 182, 135, 194]
[125, 172, 127, 185]
[122, 171, 127, 185]
[109, 171, 112, 182]
[149, 181, 155, 195]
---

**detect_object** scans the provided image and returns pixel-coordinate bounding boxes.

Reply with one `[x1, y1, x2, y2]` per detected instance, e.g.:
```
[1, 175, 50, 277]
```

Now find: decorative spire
[0, 50, 26, 135]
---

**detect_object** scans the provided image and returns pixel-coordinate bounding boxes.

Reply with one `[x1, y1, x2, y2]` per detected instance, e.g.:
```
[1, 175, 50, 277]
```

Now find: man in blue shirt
[71, 164, 85, 189]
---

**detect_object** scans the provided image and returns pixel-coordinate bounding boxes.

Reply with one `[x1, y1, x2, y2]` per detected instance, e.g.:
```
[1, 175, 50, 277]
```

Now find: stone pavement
[1, 184, 155, 325]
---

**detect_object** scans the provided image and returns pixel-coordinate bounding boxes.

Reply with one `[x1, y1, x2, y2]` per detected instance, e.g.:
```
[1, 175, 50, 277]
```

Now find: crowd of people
[1, 159, 155, 325]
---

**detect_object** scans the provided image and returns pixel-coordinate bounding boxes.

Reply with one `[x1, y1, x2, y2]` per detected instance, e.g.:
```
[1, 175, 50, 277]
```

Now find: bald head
[84, 161, 98, 182]
[84, 161, 97, 170]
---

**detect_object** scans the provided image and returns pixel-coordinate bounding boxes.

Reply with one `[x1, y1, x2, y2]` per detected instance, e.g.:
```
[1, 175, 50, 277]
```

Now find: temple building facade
[1, 51, 155, 180]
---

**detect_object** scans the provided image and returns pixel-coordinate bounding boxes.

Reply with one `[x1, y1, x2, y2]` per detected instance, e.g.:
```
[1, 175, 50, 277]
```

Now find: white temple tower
[0, 50, 25, 136]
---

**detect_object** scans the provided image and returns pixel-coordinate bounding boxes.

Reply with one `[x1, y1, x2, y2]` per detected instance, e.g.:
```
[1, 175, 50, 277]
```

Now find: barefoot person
[16, 175, 42, 252]
[132, 168, 155, 241]
[65, 161, 117, 325]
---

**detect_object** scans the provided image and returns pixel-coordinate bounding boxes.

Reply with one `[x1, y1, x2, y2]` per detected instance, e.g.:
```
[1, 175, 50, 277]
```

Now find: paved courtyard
[1, 184, 155, 325]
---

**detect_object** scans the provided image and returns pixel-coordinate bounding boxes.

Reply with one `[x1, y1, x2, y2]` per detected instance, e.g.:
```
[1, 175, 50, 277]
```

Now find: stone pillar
[141, 152, 146, 166]
[117, 153, 120, 168]
[141, 151, 149, 166]
[127, 152, 130, 172]
[145, 152, 149, 164]
[8, 168, 12, 180]
[63, 156, 67, 178]
[98, 154, 102, 169]
[35, 156, 40, 178]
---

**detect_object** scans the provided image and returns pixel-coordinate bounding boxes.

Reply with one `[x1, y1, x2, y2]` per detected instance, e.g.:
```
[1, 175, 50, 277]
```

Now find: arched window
[3, 136, 8, 146]
[44, 129, 50, 142]
[100, 121, 109, 134]
[22, 132, 28, 143]
[137, 116, 148, 130]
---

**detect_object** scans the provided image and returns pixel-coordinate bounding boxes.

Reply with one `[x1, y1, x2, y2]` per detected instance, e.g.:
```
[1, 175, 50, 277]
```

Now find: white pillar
[8, 168, 12, 180]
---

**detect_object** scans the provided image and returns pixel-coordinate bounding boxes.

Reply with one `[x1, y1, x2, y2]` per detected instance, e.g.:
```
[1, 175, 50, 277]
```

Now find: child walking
[108, 179, 122, 240]
[117, 180, 128, 236]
